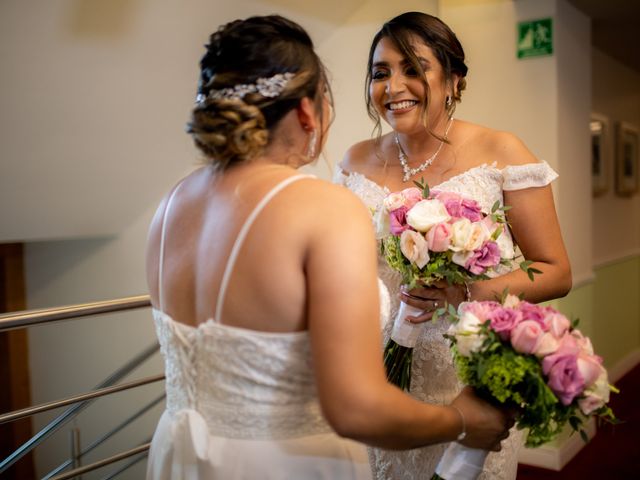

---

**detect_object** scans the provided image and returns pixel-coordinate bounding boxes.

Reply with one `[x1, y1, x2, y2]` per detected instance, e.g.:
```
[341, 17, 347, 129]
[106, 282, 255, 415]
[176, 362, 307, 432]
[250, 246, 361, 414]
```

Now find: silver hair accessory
[195, 72, 296, 104]
[306, 128, 318, 159]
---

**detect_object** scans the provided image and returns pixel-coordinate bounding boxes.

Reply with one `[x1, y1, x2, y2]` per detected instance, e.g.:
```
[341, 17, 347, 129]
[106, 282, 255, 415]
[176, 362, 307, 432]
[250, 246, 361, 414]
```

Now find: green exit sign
[517, 18, 553, 59]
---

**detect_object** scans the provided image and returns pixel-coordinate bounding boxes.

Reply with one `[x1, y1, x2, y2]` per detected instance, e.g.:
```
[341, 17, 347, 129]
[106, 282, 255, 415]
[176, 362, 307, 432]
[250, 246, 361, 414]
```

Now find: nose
[385, 72, 405, 95]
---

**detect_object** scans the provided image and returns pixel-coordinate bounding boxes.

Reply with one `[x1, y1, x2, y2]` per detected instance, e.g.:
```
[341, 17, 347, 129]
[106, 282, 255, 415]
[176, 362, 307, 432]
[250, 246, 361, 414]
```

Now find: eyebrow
[372, 57, 431, 69]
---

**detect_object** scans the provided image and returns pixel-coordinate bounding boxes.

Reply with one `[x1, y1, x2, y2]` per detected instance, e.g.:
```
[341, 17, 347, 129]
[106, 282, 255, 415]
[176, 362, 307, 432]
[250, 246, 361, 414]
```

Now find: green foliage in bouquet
[444, 307, 618, 448]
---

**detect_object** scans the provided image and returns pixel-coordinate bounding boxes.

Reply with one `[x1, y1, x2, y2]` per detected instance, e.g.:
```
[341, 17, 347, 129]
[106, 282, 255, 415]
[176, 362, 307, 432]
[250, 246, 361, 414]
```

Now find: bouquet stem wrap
[432, 443, 488, 480]
[390, 301, 424, 347]
[383, 302, 424, 390]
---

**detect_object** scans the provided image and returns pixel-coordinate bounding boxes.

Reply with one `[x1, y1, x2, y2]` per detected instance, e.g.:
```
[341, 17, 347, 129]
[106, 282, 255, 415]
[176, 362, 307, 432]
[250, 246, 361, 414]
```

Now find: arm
[470, 132, 571, 302]
[303, 182, 510, 449]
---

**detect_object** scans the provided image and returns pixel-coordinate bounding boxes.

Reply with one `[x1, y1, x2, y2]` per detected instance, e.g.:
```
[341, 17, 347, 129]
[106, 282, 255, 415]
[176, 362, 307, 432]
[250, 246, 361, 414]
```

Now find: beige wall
[17, 1, 437, 477]
[6, 0, 638, 476]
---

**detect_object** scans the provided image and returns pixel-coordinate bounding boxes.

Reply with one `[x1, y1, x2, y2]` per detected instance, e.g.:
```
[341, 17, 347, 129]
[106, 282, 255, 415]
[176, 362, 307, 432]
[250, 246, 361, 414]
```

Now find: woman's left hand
[399, 281, 467, 324]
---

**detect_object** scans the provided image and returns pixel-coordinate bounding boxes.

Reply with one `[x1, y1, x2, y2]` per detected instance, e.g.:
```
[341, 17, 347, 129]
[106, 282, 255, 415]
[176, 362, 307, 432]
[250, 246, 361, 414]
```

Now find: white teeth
[388, 100, 417, 110]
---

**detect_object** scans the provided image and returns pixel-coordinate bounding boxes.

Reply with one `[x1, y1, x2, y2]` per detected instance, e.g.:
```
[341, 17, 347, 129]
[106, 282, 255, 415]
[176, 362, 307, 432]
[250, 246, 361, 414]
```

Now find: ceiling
[568, 0, 640, 72]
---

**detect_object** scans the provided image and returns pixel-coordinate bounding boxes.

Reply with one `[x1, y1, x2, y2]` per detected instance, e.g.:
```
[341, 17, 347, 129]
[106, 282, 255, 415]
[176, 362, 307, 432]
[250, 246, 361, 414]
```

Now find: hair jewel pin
[195, 72, 295, 104]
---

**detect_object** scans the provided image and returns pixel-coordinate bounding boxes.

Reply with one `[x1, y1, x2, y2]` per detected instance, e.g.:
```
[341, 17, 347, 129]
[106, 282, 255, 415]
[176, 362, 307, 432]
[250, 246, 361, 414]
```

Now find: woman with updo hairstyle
[336, 11, 571, 479]
[146, 15, 512, 479]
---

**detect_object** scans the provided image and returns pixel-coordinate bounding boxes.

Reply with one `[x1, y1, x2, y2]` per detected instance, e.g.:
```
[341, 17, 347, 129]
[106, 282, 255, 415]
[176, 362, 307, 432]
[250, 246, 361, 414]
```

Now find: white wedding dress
[147, 175, 388, 479]
[335, 161, 558, 480]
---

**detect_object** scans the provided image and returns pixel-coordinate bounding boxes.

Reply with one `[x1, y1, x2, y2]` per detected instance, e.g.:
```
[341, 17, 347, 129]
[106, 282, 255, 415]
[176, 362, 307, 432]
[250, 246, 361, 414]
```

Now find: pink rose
[389, 207, 409, 235]
[532, 332, 560, 357]
[543, 354, 585, 405]
[488, 307, 523, 341]
[460, 301, 501, 322]
[571, 330, 595, 356]
[434, 191, 483, 221]
[425, 222, 453, 252]
[517, 302, 549, 330]
[545, 312, 570, 338]
[577, 354, 604, 388]
[552, 332, 581, 357]
[401, 187, 424, 209]
[465, 241, 501, 275]
[510, 320, 545, 354]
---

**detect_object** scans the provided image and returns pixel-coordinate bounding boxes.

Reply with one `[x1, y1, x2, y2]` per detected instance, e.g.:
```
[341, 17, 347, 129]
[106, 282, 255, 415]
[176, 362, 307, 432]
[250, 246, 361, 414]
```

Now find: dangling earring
[445, 95, 453, 109]
[306, 128, 318, 159]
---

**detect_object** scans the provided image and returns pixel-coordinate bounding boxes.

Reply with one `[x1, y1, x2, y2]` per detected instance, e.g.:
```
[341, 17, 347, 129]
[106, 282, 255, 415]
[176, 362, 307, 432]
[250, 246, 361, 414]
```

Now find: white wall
[18, 1, 438, 477]
[441, 0, 592, 286]
[591, 48, 640, 266]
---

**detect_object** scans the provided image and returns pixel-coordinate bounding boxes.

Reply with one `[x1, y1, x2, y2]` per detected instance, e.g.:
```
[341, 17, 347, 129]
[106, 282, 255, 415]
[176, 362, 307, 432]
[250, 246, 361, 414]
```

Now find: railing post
[70, 427, 82, 479]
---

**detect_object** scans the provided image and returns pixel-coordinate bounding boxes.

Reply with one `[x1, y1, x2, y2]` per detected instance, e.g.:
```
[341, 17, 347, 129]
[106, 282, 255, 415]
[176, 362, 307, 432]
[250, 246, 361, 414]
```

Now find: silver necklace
[395, 118, 455, 182]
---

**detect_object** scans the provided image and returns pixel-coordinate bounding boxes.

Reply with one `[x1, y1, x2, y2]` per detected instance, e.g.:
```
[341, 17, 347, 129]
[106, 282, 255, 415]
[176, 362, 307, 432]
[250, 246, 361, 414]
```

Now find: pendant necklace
[395, 118, 455, 182]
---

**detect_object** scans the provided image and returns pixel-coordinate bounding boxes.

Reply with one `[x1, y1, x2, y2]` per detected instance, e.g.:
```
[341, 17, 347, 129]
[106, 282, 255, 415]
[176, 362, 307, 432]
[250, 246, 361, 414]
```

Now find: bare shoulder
[482, 128, 539, 168]
[340, 137, 381, 173]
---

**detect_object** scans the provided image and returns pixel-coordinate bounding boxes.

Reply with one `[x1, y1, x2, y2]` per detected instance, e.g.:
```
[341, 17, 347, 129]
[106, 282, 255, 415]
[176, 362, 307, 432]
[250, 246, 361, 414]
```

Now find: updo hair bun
[189, 98, 268, 168]
[187, 15, 328, 169]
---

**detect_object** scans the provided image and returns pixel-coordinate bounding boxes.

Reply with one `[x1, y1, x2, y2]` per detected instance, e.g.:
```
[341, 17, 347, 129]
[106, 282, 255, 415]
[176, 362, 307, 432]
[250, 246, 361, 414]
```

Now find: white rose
[400, 230, 430, 269]
[406, 200, 451, 233]
[382, 192, 406, 212]
[578, 370, 610, 415]
[495, 229, 515, 259]
[451, 250, 473, 268]
[451, 311, 487, 357]
[450, 218, 487, 252]
[503, 294, 521, 308]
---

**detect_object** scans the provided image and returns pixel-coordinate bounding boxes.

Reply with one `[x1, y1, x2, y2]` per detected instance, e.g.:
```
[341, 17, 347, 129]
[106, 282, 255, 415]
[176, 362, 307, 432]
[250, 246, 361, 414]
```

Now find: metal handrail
[0, 295, 151, 332]
[48, 443, 151, 480]
[0, 341, 160, 474]
[42, 394, 165, 480]
[0, 374, 164, 425]
[100, 448, 149, 480]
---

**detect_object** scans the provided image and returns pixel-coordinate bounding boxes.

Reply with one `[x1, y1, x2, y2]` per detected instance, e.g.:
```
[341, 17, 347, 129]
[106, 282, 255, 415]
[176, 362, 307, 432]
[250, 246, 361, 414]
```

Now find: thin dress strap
[157, 181, 185, 312]
[214, 174, 311, 323]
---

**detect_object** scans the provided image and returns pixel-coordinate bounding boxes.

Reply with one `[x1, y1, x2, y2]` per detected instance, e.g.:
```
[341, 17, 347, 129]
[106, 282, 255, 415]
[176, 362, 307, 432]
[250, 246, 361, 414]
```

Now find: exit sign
[517, 18, 553, 59]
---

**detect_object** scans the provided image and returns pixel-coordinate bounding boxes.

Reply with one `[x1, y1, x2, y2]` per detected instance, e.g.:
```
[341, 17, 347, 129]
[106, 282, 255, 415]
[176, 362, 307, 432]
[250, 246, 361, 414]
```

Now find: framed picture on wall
[590, 114, 610, 196]
[615, 122, 639, 196]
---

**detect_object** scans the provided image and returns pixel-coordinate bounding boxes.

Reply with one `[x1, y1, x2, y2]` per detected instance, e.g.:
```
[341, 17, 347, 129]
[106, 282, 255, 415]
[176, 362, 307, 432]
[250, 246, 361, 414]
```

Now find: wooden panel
[0, 243, 35, 479]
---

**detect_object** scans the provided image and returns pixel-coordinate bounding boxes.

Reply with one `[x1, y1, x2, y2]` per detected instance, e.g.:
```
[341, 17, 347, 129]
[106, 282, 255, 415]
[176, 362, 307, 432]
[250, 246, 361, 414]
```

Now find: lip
[385, 99, 419, 113]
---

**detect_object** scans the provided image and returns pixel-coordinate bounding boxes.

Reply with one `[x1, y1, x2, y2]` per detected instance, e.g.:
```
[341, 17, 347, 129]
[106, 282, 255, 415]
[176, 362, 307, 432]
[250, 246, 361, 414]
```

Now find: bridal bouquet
[432, 293, 618, 480]
[375, 181, 533, 390]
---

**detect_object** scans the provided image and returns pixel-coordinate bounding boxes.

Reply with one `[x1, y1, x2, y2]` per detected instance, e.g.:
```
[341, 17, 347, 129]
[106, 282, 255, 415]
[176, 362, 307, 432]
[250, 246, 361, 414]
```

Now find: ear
[450, 74, 461, 97]
[296, 97, 319, 132]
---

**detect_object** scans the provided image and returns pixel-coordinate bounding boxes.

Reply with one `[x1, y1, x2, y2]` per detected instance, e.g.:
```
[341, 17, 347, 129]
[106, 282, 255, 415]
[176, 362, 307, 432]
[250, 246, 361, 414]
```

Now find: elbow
[320, 395, 381, 442]
[556, 262, 572, 297]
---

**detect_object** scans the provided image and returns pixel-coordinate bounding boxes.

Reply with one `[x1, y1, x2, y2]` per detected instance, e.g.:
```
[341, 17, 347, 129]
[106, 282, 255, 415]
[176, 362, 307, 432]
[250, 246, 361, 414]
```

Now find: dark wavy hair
[186, 15, 331, 169]
[365, 12, 468, 139]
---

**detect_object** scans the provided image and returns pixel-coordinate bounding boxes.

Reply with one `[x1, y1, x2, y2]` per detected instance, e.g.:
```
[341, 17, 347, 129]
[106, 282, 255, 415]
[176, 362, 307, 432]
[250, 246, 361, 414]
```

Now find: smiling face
[369, 35, 453, 135]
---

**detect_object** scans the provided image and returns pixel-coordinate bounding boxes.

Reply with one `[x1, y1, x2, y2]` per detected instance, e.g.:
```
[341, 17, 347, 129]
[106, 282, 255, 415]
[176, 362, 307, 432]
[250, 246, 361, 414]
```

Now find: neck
[395, 117, 454, 159]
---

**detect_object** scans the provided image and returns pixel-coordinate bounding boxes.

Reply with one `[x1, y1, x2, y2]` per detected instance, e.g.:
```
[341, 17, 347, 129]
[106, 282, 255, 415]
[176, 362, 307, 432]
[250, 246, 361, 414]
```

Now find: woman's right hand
[450, 386, 514, 451]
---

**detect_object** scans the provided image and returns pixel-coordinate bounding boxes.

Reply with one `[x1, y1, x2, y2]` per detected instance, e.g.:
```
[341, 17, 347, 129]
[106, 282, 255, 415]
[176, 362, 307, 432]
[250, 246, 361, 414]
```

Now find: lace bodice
[153, 275, 390, 440]
[336, 161, 557, 480]
[153, 310, 332, 439]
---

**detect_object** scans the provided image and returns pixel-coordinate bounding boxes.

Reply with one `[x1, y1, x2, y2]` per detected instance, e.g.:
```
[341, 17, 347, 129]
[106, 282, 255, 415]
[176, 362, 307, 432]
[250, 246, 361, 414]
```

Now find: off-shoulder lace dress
[335, 161, 558, 480]
[147, 175, 391, 479]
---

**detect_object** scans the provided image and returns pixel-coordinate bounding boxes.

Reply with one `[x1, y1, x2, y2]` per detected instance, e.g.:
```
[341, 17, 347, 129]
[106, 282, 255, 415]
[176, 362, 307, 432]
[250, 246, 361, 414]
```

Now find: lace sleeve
[502, 160, 558, 191]
[332, 166, 348, 186]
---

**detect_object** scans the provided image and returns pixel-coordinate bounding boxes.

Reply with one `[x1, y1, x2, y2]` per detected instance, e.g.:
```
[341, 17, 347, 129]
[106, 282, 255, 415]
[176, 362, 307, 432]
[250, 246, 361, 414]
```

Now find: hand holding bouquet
[376, 181, 532, 390]
[432, 293, 618, 479]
